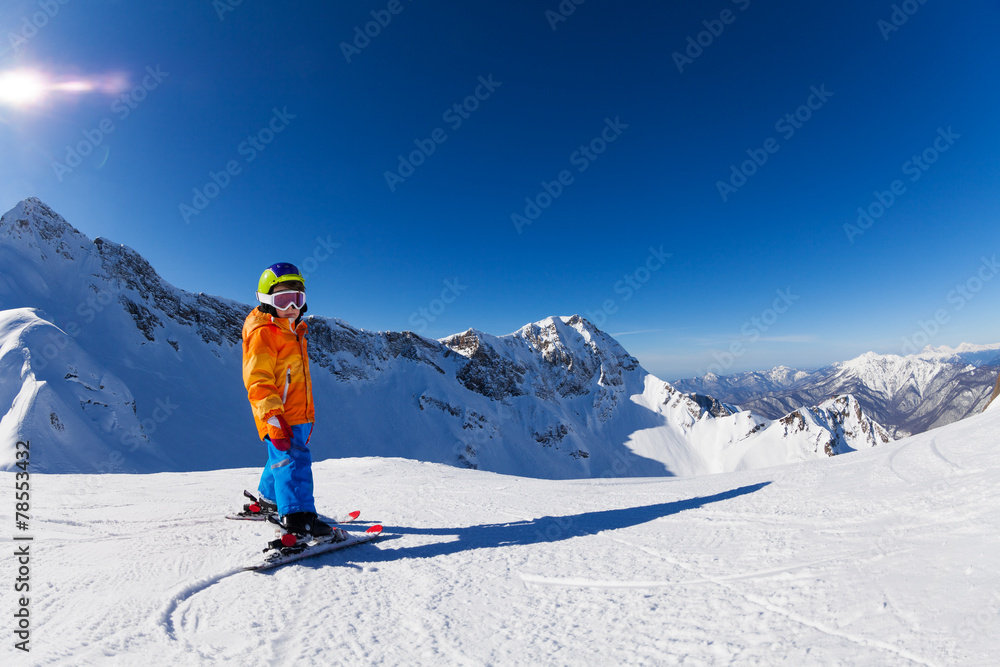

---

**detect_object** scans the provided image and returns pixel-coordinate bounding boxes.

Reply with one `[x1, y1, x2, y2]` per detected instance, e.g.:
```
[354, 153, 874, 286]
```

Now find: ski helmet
[257, 262, 304, 294]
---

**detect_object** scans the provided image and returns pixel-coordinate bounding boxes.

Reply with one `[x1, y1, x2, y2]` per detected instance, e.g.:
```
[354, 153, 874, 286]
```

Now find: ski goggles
[257, 290, 306, 310]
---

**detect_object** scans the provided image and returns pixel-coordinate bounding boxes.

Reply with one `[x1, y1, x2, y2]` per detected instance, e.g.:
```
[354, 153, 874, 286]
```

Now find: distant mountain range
[673, 345, 1000, 438]
[1, 198, 896, 477]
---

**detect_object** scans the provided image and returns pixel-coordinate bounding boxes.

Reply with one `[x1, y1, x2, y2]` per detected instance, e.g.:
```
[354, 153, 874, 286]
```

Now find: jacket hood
[243, 307, 307, 339]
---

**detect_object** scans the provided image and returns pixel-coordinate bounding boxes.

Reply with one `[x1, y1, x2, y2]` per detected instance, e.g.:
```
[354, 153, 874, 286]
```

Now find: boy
[241, 261, 338, 539]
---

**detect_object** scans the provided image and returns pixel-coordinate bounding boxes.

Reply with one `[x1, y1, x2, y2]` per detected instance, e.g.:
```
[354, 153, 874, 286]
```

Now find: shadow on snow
[321, 482, 770, 566]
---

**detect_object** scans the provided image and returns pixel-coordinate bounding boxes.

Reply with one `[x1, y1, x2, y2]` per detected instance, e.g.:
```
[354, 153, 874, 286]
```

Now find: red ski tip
[366, 525, 383, 534]
[281, 533, 297, 547]
[348, 510, 361, 521]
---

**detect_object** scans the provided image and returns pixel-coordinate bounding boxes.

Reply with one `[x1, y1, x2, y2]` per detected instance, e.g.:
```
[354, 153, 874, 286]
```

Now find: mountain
[1, 197, 889, 477]
[0, 198, 252, 473]
[912, 341, 1000, 367]
[671, 366, 813, 407]
[12, 390, 1000, 664]
[673, 347, 1000, 438]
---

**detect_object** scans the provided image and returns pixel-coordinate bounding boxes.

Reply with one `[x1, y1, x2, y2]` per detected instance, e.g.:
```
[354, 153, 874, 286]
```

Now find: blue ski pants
[258, 422, 316, 516]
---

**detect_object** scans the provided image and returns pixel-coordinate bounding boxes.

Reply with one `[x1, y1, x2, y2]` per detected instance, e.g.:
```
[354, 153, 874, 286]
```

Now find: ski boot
[283, 512, 345, 541]
[236, 490, 278, 519]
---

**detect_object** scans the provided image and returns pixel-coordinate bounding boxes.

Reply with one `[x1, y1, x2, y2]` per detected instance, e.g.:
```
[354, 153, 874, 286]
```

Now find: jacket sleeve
[242, 325, 287, 440]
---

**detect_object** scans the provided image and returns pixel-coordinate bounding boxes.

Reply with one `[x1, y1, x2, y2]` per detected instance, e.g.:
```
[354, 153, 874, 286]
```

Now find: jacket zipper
[301, 332, 311, 417]
[273, 315, 293, 406]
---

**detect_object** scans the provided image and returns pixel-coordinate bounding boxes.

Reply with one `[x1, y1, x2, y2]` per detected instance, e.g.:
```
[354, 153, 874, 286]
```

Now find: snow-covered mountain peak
[836, 350, 940, 396]
[814, 394, 893, 451]
[740, 393, 890, 459]
[441, 328, 497, 358]
[513, 315, 635, 368]
[2, 198, 173, 291]
[0, 197, 94, 264]
[762, 365, 811, 385]
[2, 197, 81, 238]
[676, 344, 1000, 439]
[840, 349, 902, 370]
[526, 314, 604, 348]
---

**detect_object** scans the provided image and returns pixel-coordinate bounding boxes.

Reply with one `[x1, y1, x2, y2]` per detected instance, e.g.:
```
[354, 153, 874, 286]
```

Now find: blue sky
[1, 0, 999, 380]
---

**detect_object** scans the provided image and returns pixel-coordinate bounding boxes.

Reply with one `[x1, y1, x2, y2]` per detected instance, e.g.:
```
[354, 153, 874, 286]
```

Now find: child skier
[241, 261, 339, 540]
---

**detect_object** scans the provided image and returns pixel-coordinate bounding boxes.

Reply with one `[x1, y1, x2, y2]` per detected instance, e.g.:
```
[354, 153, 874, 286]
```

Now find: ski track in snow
[603, 536, 938, 667]
[159, 567, 244, 643]
[519, 545, 890, 589]
[3, 408, 1000, 665]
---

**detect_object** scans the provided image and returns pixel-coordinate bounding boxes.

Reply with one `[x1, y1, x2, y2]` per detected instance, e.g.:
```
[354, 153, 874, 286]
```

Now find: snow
[839, 352, 939, 397]
[4, 405, 998, 665]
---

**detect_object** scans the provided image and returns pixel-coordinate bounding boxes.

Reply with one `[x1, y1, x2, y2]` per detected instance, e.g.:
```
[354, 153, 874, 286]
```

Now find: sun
[0, 69, 47, 107]
[0, 67, 131, 110]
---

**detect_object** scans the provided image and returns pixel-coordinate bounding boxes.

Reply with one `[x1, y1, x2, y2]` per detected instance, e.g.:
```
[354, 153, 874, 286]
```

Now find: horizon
[4, 193, 1000, 382]
[2, 2, 999, 381]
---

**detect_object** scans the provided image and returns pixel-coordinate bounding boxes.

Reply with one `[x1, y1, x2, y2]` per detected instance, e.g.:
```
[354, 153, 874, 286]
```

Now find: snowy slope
[1, 198, 892, 478]
[0, 308, 169, 472]
[674, 348, 1000, 438]
[2, 404, 998, 665]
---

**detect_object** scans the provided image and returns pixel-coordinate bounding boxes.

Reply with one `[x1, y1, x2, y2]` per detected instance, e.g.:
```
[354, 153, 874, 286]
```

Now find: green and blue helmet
[257, 262, 304, 295]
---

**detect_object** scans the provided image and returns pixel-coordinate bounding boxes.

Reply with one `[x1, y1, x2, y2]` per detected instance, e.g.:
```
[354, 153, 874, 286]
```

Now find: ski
[244, 524, 383, 571]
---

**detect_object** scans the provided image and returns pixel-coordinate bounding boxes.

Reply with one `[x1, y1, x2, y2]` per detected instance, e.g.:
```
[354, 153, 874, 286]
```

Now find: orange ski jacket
[242, 307, 315, 441]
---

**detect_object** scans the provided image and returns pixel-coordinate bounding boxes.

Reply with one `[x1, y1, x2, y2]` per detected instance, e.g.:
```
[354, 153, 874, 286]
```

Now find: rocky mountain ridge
[2, 197, 891, 477]
[674, 346, 1000, 438]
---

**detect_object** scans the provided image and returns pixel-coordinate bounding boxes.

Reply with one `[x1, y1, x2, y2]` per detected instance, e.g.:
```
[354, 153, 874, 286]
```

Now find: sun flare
[0, 70, 47, 107]
[0, 68, 129, 109]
